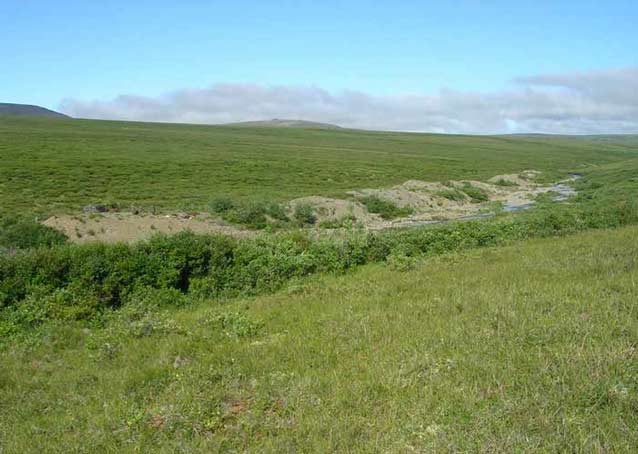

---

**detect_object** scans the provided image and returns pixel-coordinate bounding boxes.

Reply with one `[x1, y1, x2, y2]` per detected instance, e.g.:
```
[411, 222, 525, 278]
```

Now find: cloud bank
[60, 67, 638, 134]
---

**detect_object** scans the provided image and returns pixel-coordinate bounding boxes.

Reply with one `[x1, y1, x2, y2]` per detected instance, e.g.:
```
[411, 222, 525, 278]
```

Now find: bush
[215, 200, 290, 229]
[494, 179, 518, 187]
[210, 197, 234, 213]
[319, 214, 358, 229]
[461, 183, 489, 203]
[293, 204, 317, 226]
[3, 195, 638, 334]
[360, 196, 413, 219]
[436, 189, 466, 202]
[0, 216, 67, 250]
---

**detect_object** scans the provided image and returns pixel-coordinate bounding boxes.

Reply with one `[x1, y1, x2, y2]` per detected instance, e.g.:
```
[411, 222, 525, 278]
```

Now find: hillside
[225, 118, 342, 129]
[0, 103, 69, 119]
[1, 115, 637, 216]
[2, 225, 638, 451]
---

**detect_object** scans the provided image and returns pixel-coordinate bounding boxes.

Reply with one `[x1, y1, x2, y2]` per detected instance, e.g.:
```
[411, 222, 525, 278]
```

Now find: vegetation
[0, 216, 67, 250]
[2, 116, 638, 216]
[436, 188, 466, 201]
[494, 178, 518, 186]
[209, 199, 289, 229]
[2, 225, 638, 451]
[3, 184, 638, 336]
[359, 196, 414, 219]
[461, 182, 489, 203]
[292, 203, 317, 226]
[2, 116, 638, 451]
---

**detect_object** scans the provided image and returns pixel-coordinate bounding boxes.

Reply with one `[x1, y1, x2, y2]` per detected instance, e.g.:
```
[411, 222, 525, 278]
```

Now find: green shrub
[0, 216, 67, 250]
[318, 214, 358, 229]
[206, 311, 261, 338]
[222, 202, 268, 228]
[360, 196, 413, 219]
[3, 195, 638, 334]
[265, 203, 290, 222]
[293, 204, 317, 226]
[494, 179, 518, 187]
[436, 188, 466, 202]
[218, 201, 289, 229]
[210, 197, 234, 213]
[461, 183, 489, 203]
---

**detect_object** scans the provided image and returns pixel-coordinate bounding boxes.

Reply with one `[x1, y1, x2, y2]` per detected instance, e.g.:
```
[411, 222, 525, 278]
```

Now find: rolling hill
[0, 103, 69, 119]
[225, 118, 341, 129]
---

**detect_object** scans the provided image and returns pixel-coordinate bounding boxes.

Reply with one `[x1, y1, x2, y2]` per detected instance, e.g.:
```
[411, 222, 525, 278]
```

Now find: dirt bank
[43, 212, 253, 244]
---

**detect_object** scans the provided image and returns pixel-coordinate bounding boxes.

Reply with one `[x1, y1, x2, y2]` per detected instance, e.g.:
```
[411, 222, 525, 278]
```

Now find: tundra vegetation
[1, 116, 638, 452]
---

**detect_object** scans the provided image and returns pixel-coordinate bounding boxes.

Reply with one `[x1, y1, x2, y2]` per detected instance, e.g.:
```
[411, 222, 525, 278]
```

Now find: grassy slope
[2, 116, 637, 215]
[2, 226, 638, 452]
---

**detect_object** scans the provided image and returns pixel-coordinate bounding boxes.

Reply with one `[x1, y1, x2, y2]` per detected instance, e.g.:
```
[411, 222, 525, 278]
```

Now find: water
[396, 174, 581, 228]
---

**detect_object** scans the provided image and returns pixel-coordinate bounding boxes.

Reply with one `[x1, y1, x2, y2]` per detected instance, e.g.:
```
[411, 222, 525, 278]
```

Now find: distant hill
[0, 103, 69, 118]
[225, 118, 341, 129]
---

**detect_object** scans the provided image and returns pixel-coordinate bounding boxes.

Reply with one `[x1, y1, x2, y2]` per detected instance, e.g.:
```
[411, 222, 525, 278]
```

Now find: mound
[0, 103, 69, 118]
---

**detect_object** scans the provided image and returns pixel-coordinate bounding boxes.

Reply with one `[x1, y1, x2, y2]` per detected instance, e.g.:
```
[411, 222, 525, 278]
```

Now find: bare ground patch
[42, 170, 577, 242]
[43, 212, 253, 244]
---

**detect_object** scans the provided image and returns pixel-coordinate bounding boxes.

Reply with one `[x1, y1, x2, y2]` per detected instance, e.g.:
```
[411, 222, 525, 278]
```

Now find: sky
[2, 0, 637, 134]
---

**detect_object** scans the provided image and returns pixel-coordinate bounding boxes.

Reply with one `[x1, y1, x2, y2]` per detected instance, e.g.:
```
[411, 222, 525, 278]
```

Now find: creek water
[393, 174, 581, 228]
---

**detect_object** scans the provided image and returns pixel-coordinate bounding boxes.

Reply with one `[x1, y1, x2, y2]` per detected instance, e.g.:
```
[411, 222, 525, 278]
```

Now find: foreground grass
[2, 226, 638, 452]
[2, 115, 638, 216]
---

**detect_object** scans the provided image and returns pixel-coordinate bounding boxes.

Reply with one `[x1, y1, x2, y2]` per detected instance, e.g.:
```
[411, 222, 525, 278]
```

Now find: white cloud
[60, 67, 638, 134]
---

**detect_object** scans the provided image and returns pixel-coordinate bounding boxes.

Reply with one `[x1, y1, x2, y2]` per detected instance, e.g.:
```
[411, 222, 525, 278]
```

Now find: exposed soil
[43, 170, 578, 243]
[43, 212, 253, 244]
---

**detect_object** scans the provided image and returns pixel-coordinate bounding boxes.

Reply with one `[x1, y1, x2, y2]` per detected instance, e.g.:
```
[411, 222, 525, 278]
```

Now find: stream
[391, 174, 582, 228]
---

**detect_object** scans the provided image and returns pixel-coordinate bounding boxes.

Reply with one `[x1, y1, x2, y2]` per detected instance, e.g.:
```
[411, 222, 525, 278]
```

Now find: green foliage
[3, 187, 638, 338]
[0, 216, 67, 250]
[318, 214, 358, 229]
[360, 196, 414, 219]
[209, 197, 234, 213]
[385, 253, 419, 271]
[212, 200, 290, 229]
[494, 178, 518, 187]
[206, 311, 261, 338]
[293, 203, 317, 226]
[436, 188, 466, 201]
[461, 183, 489, 203]
[3, 116, 637, 216]
[3, 226, 638, 451]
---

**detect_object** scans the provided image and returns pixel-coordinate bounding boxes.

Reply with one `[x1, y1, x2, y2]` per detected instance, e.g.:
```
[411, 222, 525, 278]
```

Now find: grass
[436, 188, 466, 201]
[2, 225, 638, 452]
[2, 115, 638, 451]
[359, 196, 414, 219]
[461, 182, 489, 203]
[2, 115, 638, 216]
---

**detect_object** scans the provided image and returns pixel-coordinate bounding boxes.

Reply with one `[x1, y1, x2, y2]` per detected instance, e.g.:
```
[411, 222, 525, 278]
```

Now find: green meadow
[2, 115, 637, 215]
[2, 115, 638, 452]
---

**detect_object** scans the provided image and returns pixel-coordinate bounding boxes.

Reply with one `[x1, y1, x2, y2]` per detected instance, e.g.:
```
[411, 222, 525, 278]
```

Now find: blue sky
[2, 0, 637, 133]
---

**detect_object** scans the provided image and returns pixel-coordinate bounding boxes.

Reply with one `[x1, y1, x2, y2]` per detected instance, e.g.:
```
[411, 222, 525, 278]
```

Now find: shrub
[216, 200, 290, 229]
[461, 183, 489, 203]
[210, 197, 234, 213]
[223, 202, 269, 229]
[293, 204, 317, 226]
[360, 196, 414, 219]
[0, 216, 67, 250]
[3, 194, 638, 334]
[494, 179, 518, 187]
[319, 214, 358, 229]
[436, 188, 466, 202]
[206, 311, 261, 338]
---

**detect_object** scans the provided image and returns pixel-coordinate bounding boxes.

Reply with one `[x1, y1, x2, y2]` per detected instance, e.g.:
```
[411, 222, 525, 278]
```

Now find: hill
[225, 118, 341, 129]
[3, 225, 638, 451]
[1, 115, 638, 216]
[0, 103, 69, 118]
